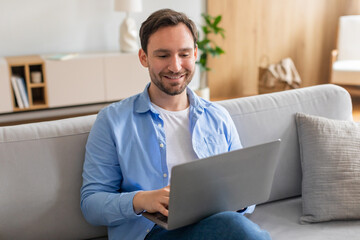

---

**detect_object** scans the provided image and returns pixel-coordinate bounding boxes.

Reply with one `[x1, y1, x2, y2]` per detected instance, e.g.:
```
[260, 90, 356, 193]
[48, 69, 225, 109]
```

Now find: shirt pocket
[202, 133, 228, 157]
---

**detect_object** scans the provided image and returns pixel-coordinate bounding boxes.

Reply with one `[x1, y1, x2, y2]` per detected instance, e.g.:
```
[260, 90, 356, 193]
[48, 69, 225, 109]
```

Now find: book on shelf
[11, 76, 24, 109]
[16, 76, 30, 108]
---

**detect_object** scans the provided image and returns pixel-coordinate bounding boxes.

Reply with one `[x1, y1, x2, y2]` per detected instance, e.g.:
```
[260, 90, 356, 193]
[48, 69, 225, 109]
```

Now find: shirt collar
[134, 83, 211, 114]
[134, 83, 153, 114]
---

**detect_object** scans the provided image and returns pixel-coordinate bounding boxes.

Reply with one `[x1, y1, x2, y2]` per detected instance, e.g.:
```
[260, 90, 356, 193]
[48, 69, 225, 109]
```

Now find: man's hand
[133, 186, 170, 216]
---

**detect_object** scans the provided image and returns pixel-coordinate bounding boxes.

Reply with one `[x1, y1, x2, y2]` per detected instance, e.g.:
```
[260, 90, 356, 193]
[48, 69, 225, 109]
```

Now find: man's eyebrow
[179, 48, 193, 51]
[153, 48, 193, 54]
[153, 49, 170, 54]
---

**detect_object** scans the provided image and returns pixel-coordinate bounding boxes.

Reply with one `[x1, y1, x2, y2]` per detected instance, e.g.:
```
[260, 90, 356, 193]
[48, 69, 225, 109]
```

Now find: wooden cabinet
[6, 56, 48, 111]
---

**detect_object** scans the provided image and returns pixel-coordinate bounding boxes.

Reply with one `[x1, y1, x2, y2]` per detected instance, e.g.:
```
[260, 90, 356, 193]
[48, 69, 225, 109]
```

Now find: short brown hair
[139, 9, 198, 54]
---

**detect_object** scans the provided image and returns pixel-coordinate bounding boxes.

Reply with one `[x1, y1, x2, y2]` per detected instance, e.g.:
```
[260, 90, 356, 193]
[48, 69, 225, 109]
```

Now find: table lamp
[114, 0, 142, 53]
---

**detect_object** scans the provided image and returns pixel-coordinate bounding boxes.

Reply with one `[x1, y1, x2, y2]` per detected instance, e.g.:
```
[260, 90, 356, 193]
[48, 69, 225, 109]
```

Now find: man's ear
[138, 49, 149, 67]
[194, 45, 198, 60]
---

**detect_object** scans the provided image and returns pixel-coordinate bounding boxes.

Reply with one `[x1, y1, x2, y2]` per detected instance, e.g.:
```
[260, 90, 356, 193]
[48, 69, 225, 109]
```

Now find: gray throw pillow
[295, 113, 360, 224]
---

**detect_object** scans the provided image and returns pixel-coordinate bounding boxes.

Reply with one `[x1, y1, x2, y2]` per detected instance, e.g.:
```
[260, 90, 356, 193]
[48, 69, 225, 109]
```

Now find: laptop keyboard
[153, 212, 168, 223]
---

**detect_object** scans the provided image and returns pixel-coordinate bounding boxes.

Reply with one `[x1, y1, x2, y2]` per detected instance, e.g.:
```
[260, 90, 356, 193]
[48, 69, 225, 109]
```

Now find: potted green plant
[196, 13, 225, 99]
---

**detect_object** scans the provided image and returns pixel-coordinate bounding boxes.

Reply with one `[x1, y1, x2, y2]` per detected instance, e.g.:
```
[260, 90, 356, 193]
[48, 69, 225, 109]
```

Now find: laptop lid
[144, 139, 281, 230]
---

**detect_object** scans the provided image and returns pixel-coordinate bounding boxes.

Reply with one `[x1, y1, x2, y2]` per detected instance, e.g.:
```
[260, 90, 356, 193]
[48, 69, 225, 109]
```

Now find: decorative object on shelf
[31, 71, 42, 83]
[195, 13, 225, 100]
[258, 57, 301, 94]
[114, 0, 142, 53]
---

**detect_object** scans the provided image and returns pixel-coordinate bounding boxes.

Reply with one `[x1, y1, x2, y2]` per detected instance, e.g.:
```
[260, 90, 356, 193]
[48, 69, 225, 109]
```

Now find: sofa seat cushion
[248, 197, 360, 240]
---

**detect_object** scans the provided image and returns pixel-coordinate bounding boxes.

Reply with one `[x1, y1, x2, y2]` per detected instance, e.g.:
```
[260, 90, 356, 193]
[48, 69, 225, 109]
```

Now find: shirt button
[163, 173, 168, 178]
[146, 229, 150, 233]
[160, 143, 164, 148]
[158, 123, 162, 127]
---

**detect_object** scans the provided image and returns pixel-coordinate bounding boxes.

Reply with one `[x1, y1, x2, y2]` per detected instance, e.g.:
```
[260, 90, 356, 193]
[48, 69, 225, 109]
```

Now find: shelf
[6, 55, 43, 66]
[6, 55, 48, 111]
[29, 82, 46, 88]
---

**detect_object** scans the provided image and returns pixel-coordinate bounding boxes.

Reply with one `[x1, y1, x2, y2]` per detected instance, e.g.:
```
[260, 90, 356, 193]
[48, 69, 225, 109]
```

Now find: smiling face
[139, 23, 198, 96]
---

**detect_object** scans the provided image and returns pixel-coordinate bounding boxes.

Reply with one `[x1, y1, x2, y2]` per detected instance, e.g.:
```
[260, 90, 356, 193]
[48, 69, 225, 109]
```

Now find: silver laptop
[143, 139, 281, 230]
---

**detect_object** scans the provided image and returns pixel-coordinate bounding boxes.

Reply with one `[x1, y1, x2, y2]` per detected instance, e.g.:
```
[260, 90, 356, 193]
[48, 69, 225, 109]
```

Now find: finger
[161, 187, 170, 196]
[157, 196, 169, 207]
[158, 205, 169, 217]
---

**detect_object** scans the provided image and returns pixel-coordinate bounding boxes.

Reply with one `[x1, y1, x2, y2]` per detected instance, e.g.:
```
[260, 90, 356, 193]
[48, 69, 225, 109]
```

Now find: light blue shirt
[81, 84, 254, 240]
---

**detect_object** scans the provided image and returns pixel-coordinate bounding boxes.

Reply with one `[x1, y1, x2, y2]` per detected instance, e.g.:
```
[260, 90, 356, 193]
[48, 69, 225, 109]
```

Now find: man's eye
[180, 52, 191, 57]
[158, 55, 168, 58]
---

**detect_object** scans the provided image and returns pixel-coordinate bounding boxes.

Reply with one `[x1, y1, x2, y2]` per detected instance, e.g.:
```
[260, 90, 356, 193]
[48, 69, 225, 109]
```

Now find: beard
[148, 68, 195, 96]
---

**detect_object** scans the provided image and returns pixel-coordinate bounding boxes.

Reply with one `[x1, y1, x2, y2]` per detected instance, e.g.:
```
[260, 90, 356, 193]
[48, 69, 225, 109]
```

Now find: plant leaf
[196, 13, 226, 73]
[202, 26, 211, 35]
[215, 46, 225, 55]
[214, 15, 222, 26]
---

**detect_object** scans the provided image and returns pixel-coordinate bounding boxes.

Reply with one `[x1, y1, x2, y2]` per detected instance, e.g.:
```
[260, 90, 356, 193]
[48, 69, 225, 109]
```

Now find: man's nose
[168, 56, 182, 73]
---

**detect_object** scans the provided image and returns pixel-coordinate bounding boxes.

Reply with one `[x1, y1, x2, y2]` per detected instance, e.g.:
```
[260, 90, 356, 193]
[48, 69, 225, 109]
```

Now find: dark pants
[145, 211, 271, 240]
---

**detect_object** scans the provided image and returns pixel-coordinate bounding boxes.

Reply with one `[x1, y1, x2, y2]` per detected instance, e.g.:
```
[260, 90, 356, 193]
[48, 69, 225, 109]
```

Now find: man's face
[139, 23, 198, 96]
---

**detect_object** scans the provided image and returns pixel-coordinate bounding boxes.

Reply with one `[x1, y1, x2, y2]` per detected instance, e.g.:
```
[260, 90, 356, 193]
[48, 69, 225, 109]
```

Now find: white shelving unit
[0, 52, 149, 115]
[45, 52, 148, 108]
[45, 54, 106, 108]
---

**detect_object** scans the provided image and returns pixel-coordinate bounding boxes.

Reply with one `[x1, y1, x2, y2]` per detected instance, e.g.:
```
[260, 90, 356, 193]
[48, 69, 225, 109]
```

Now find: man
[81, 8, 270, 240]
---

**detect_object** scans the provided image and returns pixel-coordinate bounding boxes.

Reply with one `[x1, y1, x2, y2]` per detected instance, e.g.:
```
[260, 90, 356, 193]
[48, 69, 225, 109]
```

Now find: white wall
[0, 0, 205, 89]
[0, 0, 205, 56]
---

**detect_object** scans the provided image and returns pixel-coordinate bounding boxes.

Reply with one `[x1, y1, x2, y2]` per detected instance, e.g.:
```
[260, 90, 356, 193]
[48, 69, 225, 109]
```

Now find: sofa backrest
[0, 115, 107, 240]
[218, 84, 353, 202]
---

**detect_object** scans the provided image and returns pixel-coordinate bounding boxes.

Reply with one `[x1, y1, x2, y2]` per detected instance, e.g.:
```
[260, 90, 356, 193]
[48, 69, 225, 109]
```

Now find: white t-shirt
[151, 103, 198, 177]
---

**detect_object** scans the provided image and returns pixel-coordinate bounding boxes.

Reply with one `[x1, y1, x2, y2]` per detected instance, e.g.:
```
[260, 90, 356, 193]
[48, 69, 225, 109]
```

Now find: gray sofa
[0, 84, 359, 239]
